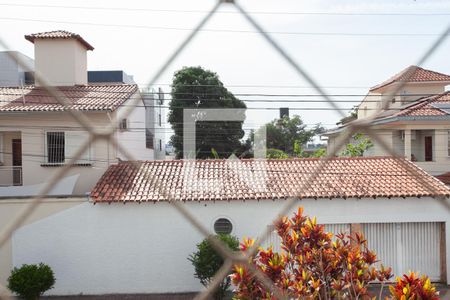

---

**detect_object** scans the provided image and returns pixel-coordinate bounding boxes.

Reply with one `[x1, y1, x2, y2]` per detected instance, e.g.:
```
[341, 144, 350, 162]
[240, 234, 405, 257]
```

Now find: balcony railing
[0, 166, 22, 186]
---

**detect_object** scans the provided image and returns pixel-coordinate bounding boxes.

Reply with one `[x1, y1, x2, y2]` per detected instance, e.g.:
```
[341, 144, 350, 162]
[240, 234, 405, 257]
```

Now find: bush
[389, 272, 439, 300]
[8, 263, 55, 300]
[231, 207, 439, 300]
[189, 234, 239, 300]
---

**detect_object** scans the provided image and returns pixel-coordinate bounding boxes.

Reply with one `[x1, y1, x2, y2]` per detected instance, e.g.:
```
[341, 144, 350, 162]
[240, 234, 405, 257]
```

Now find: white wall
[34, 39, 88, 86]
[116, 95, 155, 161]
[12, 197, 450, 295]
[142, 91, 165, 160]
[0, 197, 86, 286]
[0, 112, 116, 196]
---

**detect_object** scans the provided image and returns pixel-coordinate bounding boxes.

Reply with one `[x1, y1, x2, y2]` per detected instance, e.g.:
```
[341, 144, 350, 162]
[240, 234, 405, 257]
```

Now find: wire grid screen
[0, 1, 449, 299]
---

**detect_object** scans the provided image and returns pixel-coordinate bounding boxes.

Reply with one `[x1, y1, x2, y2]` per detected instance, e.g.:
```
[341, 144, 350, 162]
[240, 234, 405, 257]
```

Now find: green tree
[340, 133, 374, 157]
[168, 66, 246, 159]
[257, 115, 323, 156]
[266, 148, 289, 159]
[188, 234, 239, 300]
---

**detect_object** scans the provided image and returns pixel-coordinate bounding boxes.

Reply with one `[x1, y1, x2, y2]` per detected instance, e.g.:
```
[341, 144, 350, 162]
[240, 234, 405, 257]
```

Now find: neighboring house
[88, 70, 135, 84]
[9, 157, 450, 295]
[0, 51, 34, 87]
[142, 87, 166, 160]
[0, 30, 164, 197]
[0, 30, 166, 286]
[324, 66, 450, 177]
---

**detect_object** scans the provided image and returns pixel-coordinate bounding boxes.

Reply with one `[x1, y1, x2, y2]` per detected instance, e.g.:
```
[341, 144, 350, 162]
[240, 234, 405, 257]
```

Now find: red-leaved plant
[389, 272, 439, 300]
[231, 207, 439, 300]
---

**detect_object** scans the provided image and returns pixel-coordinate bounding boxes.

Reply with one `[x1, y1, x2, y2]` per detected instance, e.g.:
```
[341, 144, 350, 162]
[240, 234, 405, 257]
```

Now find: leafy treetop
[168, 66, 246, 159]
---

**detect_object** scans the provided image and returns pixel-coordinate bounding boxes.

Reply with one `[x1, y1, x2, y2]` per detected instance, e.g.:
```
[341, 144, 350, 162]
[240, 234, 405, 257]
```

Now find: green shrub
[8, 263, 55, 300]
[188, 234, 239, 300]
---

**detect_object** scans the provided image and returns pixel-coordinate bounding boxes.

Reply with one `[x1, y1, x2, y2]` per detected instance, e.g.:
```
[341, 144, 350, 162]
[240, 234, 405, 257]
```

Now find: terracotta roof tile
[394, 91, 450, 117]
[370, 66, 450, 91]
[25, 30, 94, 50]
[0, 84, 138, 112]
[91, 157, 450, 203]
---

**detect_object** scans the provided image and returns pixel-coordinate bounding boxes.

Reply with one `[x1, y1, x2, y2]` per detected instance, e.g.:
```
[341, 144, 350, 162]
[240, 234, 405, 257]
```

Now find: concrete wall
[34, 39, 87, 86]
[11, 197, 450, 295]
[0, 197, 86, 286]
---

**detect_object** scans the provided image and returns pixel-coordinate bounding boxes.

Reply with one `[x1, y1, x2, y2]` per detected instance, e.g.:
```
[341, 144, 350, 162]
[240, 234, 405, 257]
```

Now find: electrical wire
[0, 16, 447, 37]
[0, 3, 449, 16]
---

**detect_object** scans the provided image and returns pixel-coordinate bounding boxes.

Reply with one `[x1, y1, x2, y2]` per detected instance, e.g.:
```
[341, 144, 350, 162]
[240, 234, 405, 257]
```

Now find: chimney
[280, 107, 289, 118]
[25, 30, 94, 86]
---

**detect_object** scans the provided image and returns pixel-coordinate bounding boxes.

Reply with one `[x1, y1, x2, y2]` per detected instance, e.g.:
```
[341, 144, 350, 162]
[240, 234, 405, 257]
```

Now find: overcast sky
[0, 0, 449, 141]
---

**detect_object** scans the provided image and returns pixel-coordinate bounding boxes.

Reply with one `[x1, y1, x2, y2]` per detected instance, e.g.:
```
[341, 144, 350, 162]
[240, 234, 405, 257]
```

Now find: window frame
[45, 131, 65, 164]
[44, 130, 92, 165]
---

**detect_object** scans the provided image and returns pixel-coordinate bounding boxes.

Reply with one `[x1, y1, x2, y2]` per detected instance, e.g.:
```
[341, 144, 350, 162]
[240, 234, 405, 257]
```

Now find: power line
[0, 3, 449, 17]
[0, 16, 447, 37]
[143, 84, 372, 89]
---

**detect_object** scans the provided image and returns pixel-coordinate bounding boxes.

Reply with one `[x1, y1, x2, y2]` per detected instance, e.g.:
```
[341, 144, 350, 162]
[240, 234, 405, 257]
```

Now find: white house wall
[34, 39, 88, 86]
[0, 112, 116, 195]
[116, 98, 154, 161]
[12, 197, 450, 295]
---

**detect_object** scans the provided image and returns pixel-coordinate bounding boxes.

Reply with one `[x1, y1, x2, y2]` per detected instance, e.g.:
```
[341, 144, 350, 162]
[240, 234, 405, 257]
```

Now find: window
[214, 218, 233, 234]
[146, 129, 154, 149]
[158, 113, 162, 127]
[158, 139, 162, 152]
[45, 131, 90, 164]
[47, 132, 65, 163]
[119, 118, 128, 130]
[391, 98, 396, 104]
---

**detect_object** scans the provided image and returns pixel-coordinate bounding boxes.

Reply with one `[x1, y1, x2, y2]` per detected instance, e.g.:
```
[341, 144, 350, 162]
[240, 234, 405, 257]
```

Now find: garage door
[362, 222, 441, 281]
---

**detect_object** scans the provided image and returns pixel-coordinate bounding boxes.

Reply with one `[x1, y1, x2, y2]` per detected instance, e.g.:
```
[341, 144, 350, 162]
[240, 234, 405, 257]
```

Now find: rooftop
[370, 65, 450, 92]
[25, 30, 94, 50]
[90, 157, 450, 203]
[392, 91, 450, 118]
[0, 84, 138, 112]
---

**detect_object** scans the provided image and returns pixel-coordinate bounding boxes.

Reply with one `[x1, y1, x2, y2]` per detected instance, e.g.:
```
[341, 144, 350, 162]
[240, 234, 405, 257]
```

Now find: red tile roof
[394, 91, 450, 117]
[90, 157, 450, 203]
[436, 172, 450, 185]
[370, 66, 450, 92]
[0, 84, 138, 112]
[25, 30, 94, 50]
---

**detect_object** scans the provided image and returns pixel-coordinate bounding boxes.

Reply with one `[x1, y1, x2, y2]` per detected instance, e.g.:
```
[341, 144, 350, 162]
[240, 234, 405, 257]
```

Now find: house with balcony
[324, 65, 450, 178]
[0, 30, 165, 197]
